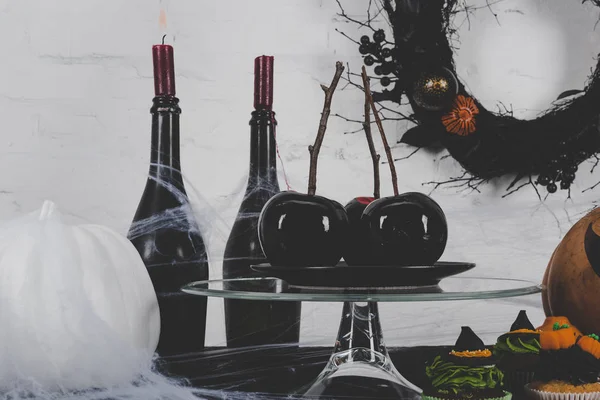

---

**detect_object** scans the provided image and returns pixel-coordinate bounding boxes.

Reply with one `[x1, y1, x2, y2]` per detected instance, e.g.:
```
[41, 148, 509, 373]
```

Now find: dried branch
[392, 147, 421, 162]
[376, 102, 416, 121]
[335, 0, 375, 30]
[334, 28, 360, 45]
[381, 0, 395, 26]
[360, 66, 381, 199]
[307, 61, 345, 196]
[343, 126, 366, 135]
[340, 62, 365, 92]
[423, 171, 487, 194]
[364, 69, 399, 196]
[333, 113, 364, 125]
[584, 180, 600, 193]
[504, 173, 525, 192]
[590, 154, 600, 173]
[502, 181, 530, 198]
[530, 175, 542, 201]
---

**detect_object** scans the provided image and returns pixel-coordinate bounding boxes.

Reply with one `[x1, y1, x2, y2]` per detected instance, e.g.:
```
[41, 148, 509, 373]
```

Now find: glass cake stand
[182, 277, 541, 399]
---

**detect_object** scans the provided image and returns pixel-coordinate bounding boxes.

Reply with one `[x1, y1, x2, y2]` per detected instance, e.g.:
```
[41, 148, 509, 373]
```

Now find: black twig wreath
[336, 0, 600, 198]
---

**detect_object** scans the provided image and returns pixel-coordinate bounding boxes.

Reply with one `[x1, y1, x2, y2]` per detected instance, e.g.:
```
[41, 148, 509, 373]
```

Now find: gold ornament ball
[411, 67, 458, 111]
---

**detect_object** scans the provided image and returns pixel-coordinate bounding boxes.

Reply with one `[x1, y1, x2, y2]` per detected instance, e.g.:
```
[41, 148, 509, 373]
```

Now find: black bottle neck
[149, 96, 184, 191]
[247, 108, 279, 194]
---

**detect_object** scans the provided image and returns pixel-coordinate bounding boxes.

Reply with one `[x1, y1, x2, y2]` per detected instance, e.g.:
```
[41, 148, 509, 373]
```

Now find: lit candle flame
[159, 9, 167, 30]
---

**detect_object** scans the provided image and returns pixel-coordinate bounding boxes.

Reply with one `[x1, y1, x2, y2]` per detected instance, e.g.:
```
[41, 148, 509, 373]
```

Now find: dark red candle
[254, 55, 274, 110]
[152, 44, 175, 96]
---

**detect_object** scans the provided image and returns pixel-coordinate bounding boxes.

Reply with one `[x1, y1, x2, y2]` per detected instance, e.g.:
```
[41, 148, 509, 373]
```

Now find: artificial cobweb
[0, 154, 316, 400]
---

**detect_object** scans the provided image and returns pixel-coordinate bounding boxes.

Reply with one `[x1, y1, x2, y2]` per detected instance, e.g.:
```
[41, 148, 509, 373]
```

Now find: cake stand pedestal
[182, 276, 541, 399]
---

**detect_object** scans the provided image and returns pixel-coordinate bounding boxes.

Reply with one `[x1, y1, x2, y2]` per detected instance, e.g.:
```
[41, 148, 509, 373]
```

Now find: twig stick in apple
[307, 61, 345, 196]
[364, 75, 399, 196]
[360, 66, 381, 199]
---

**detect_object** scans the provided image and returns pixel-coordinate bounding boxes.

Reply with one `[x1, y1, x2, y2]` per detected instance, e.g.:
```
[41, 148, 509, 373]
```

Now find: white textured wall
[0, 0, 599, 347]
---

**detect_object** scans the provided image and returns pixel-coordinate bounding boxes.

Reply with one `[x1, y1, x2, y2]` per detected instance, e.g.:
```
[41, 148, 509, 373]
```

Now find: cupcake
[422, 326, 511, 400]
[494, 310, 541, 394]
[526, 324, 600, 399]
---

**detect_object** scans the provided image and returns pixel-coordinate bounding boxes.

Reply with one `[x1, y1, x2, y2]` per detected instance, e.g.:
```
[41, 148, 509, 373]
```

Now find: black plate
[250, 261, 475, 288]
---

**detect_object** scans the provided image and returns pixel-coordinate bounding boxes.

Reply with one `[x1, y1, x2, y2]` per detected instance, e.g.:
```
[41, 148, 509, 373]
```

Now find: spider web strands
[127, 160, 306, 267]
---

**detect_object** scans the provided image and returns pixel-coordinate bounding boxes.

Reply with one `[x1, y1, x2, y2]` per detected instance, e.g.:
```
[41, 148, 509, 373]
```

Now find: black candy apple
[258, 191, 350, 267]
[257, 62, 348, 267]
[362, 192, 448, 266]
[343, 197, 375, 266]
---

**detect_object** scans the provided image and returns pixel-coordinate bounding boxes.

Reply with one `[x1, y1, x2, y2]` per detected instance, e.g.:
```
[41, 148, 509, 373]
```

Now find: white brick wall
[0, 0, 598, 347]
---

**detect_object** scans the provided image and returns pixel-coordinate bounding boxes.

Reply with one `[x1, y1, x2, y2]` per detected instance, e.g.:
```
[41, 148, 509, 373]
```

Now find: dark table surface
[156, 345, 527, 399]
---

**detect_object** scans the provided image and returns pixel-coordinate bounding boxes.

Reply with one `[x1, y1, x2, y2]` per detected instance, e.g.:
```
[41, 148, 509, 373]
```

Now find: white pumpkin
[0, 200, 160, 390]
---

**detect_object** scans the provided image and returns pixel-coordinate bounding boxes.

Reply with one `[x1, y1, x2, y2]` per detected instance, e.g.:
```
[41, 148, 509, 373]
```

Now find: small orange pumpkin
[578, 334, 600, 359]
[540, 323, 579, 350]
[538, 316, 582, 337]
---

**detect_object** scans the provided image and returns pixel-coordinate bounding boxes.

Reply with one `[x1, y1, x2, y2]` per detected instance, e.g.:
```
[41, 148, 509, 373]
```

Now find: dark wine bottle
[222, 55, 301, 347]
[128, 43, 208, 356]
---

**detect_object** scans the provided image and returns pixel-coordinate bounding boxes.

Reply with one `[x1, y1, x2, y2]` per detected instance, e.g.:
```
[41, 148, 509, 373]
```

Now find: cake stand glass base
[300, 301, 421, 399]
[182, 276, 542, 398]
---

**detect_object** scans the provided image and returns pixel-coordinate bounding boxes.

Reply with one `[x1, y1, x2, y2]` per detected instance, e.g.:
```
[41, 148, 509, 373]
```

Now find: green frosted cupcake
[494, 310, 541, 395]
[422, 326, 511, 400]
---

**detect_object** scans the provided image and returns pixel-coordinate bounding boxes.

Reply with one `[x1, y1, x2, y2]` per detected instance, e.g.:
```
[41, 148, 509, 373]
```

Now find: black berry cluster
[536, 143, 583, 193]
[359, 30, 395, 87]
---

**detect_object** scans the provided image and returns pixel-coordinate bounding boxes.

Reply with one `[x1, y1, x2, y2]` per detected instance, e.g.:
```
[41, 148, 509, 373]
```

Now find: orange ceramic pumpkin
[542, 207, 600, 334]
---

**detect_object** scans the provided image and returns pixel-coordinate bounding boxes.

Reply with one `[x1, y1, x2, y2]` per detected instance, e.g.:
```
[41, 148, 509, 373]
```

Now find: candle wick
[162, 34, 166, 45]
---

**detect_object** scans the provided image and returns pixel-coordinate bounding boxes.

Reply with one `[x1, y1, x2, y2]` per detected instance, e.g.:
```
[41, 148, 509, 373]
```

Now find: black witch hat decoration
[454, 326, 486, 351]
[447, 326, 495, 366]
[510, 310, 536, 332]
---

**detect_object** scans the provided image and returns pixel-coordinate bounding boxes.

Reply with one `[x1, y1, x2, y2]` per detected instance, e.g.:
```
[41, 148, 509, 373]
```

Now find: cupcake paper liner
[421, 390, 512, 400]
[525, 385, 600, 400]
[502, 370, 536, 393]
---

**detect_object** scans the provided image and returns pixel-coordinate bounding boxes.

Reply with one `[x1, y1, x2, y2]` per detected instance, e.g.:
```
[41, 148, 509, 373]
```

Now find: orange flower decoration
[441, 95, 479, 136]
